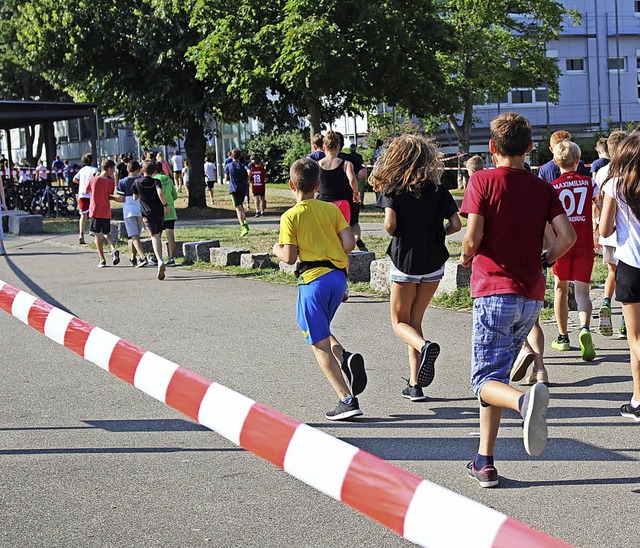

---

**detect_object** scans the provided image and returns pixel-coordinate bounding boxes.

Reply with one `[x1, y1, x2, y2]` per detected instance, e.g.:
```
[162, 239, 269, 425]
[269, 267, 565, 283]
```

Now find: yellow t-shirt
[279, 199, 349, 284]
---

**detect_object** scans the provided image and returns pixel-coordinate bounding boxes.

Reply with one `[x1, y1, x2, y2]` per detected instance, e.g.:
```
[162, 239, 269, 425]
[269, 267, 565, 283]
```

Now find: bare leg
[604, 263, 617, 300]
[574, 280, 593, 328]
[311, 337, 351, 399]
[95, 234, 105, 262]
[79, 213, 87, 239]
[261, 196, 266, 214]
[165, 228, 176, 258]
[131, 235, 146, 258]
[528, 318, 545, 372]
[554, 277, 569, 335]
[235, 204, 246, 226]
[105, 232, 117, 252]
[151, 233, 163, 263]
[390, 281, 439, 385]
[478, 405, 503, 456]
[622, 303, 640, 402]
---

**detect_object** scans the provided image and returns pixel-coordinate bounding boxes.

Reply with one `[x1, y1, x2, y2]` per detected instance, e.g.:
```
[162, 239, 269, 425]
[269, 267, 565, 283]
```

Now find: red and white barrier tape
[0, 279, 571, 548]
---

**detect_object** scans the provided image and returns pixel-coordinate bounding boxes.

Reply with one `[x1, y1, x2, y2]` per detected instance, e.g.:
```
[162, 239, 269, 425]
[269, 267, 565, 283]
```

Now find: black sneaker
[401, 381, 427, 402]
[466, 461, 499, 488]
[620, 402, 640, 422]
[112, 249, 120, 265]
[325, 398, 363, 421]
[129, 257, 137, 267]
[136, 257, 149, 268]
[341, 352, 367, 396]
[521, 383, 550, 457]
[165, 257, 176, 267]
[150, 256, 158, 266]
[355, 238, 369, 252]
[417, 342, 439, 387]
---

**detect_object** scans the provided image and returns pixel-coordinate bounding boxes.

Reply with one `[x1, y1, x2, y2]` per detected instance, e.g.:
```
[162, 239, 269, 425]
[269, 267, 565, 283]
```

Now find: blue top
[538, 159, 590, 183]
[224, 160, 248, 193]
[307, 150, 325, 161]
[590, 157, 609, 175]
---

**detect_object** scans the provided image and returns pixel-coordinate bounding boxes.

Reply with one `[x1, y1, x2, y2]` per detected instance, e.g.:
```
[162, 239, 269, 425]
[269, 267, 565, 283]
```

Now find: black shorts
[349, 201, 360, 226]
[89, 217, 112, 235]
[143, 215, 164, 236]
[616, 260, 640, 303]
[206, 180, 216, 190]
[162, 219, 175, 230]
[231, 191, 246, 207]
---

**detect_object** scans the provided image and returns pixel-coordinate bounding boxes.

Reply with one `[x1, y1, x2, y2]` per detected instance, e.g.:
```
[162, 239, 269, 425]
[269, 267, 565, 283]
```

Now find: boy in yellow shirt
[273, 158, 367, 420]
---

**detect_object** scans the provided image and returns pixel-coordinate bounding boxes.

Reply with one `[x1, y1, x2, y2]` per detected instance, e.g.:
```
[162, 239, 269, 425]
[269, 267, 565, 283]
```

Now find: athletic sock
[603, 298, 611, 307]
[580, 325, 589, 331]
[341, 395, 353, 405]
[474, 454, 494, 469]
[631, 398, 640, 409]
[518, 394, 525, 414]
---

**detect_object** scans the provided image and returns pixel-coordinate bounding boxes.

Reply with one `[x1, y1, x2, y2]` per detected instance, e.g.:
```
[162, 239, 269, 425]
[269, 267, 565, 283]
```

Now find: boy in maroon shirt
[460, 113, 576, 487]
[89, 159, 120, 268]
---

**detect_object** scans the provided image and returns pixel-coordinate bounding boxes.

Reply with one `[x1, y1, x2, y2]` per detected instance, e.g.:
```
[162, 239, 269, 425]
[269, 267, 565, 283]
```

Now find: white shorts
[124, 216, 145, 238]
[603, 245, 618, 266]
[389, 263, 445, 283]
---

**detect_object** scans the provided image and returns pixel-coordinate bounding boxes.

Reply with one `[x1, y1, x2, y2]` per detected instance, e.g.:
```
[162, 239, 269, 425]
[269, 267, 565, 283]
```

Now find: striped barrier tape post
[0, 279, 572, 548]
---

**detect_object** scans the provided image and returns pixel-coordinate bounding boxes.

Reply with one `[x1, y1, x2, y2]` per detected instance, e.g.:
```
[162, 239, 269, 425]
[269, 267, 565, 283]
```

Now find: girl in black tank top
[318, 159, 352, 202]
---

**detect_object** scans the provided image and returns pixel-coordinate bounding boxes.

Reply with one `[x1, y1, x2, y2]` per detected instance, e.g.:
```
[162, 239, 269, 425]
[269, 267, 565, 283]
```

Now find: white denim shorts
[389, 263, 445, 283]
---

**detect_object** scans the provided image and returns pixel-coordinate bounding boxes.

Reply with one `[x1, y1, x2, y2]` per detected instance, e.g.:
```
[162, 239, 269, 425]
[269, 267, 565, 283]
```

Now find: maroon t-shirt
[460, 166, 566, 301]
[550, 171, 597, 250]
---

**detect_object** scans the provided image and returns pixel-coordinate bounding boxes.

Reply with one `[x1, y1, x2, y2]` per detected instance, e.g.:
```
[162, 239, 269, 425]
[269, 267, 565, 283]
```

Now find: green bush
[245, 129, 310, 184]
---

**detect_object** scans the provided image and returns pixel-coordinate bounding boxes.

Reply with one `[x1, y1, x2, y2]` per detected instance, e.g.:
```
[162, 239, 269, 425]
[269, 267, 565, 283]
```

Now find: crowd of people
[275, 113, 640, 491]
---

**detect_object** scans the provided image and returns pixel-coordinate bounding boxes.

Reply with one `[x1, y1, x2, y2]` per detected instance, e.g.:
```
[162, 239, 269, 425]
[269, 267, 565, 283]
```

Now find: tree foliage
[188, 0, 454, 143]
[435, 0, 570, 155]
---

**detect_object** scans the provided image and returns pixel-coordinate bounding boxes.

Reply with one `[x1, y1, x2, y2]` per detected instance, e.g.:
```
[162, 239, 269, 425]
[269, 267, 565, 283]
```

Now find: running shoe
[97, 259, 106, 268]
[579, 328, 596, 361]
[255, 212, 260, 218]
[325, 398, 363, 421]
[78, 236, 86, 245]
[129, 257, 137, 267]
[136, 257, 149, 268]
[598, 303, 613, 337]
[618, 322, 627, 339]
[551, 335, 570, 351]
[240, 224, 250, 237]
[620, 402, 640, 422]
[355, 238, 369, 252]
[157, 262, 166, 281]
[521, 382, 550, 457]
[417, 342, 439, 387]
[149, 256, 158, 266]
[511, 343, 535, 382]
[165, 257, 176, 267]
[341, 351, 367, 396]
[112, 249, 120, 266]
[466, 461, 499, 488]
[402, 381, 427, 402]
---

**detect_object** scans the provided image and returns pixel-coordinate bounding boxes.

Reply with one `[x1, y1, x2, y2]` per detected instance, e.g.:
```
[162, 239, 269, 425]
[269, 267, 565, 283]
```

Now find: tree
[0, 0, 69, 167]
[433, 0, 572, 187]
[17, 0, 244, 208]
[189, 0, 454, 146]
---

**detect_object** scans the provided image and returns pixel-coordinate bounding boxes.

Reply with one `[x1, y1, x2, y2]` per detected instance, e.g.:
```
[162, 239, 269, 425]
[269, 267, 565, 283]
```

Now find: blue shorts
[471, 295, 542, 397]
[389, 263, 445, 283]
[296, 269, 347, 344]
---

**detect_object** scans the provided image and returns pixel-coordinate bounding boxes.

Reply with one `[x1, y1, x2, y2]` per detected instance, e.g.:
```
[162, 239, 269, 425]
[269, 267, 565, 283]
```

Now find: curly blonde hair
[369, 134, 443, 196]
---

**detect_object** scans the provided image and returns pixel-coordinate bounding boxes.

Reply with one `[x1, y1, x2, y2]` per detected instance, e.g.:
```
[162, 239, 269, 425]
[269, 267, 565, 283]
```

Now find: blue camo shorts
[471, 295, 542, 398]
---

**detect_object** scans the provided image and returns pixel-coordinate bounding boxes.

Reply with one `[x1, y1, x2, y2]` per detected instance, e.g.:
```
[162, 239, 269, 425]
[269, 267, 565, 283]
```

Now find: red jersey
[89, 176, 115, 219]
[249, 166, 267, 192]
[460, 166, 566, 301]
[550, 171, 597, 250]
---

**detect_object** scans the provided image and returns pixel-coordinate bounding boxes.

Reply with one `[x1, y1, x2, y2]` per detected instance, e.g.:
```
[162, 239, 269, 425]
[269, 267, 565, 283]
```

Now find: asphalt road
[0, 233, 638, 548]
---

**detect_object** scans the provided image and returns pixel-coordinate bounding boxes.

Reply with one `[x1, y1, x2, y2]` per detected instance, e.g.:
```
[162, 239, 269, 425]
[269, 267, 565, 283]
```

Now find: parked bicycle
[29, 183, 77, 217]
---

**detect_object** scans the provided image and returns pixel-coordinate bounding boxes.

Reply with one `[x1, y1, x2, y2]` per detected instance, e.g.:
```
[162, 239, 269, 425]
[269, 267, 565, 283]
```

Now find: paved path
[0, 233, 637, 548]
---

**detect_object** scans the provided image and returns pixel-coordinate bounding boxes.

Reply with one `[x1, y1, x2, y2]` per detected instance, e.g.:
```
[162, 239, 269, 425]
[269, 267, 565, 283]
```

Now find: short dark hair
[142, 160, 157, 175]
[81, 153, 93, 166]
[231, 148, 241, 160]
[290, 158, 319, 193]
[101, 159, 116, 171]
[312, 133, 324, 148]
[127, 160, 141, 173]
[490, 113, 532, 157]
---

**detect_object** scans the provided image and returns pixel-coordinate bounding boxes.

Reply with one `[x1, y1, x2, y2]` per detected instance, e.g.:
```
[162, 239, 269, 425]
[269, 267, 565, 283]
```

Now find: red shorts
[553, 246, 594, 284]
[332, 200, 351, 224]
[78, 197, 90, 215]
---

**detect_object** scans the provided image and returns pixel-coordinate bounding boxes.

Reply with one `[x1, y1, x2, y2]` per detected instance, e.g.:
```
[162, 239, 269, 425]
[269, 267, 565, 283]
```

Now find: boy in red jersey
[460, 113, 575, 487]
[248, 156, 268, 217]
[549, 140, 599, 361]
[88, 159, 120, 268]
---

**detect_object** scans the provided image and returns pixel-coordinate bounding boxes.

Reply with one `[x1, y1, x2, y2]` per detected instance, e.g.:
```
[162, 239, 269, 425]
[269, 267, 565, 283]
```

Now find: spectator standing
[63, 161, 74, 186]
[171, 150, 184, 192]
[52, 156, 65, 184]
[73, 153, 99, 245]
[35, 160, 48, 184]
[204, 157, 216, 205]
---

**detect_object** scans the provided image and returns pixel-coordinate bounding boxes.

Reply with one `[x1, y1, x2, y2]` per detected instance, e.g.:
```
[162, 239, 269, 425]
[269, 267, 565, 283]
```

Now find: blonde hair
[369, 134, 443, 196]
[553, 140, 581, 169]
[465, 155, 484, 174]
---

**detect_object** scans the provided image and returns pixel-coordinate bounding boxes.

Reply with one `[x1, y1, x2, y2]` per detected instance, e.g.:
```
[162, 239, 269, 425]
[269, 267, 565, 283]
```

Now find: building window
[511, 90, 533, 104]
[565, 58, 585, 72]
[635, 1, 640, 15]
[534, 88, 549, 102]
[68, 120, 80, 142]
[608, 57, 626, 71]
[637, 53, 640, 100]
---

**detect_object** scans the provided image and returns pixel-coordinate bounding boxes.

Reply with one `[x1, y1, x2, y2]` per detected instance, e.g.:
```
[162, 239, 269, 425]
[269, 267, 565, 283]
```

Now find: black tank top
[318, 159, 351, 202]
